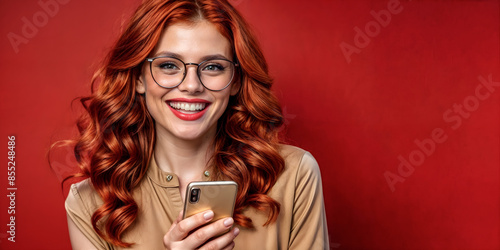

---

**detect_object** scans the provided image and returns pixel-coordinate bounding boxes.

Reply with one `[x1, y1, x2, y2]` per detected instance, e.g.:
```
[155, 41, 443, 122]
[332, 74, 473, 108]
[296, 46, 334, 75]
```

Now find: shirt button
[166, 175, 173, 181]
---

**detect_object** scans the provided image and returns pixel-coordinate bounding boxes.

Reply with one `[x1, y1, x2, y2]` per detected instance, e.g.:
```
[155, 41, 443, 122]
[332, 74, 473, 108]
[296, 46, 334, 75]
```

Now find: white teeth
[169, 102, 206, 111]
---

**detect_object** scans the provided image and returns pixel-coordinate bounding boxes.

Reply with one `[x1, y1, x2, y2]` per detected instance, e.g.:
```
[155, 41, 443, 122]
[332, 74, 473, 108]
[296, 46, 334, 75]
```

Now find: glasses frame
[146, 56, 239, 92]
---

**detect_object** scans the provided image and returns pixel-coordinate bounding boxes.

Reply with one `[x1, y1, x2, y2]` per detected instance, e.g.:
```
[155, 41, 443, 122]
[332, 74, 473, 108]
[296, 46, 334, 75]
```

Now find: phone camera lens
[190, 188, 200, 203]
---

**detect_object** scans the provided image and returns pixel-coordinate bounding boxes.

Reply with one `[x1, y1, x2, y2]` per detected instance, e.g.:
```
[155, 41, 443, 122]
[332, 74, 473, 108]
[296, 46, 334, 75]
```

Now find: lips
[166, 98, 211, 121]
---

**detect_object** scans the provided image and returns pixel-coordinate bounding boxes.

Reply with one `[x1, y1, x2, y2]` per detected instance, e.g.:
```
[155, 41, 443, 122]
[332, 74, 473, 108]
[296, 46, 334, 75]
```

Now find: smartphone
[183, 181, 238, 222]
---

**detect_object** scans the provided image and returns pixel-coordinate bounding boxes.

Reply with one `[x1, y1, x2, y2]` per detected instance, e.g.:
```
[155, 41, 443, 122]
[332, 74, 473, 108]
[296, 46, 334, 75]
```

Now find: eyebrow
[153, 51, 231, 62]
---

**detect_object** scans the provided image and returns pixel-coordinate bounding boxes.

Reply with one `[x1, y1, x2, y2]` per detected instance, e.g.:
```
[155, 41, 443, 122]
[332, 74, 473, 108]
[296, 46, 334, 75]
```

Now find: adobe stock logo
[6, 0, 72, 54]
[340, 0, 404, 64]
[384, 74, 500, 192]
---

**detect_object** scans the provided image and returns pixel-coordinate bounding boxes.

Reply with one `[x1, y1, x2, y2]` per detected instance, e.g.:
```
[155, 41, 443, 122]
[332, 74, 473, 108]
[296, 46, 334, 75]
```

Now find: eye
[202, 62, 225, 72]
[158, 62, 180, 70]
[153, 57, 183, 74]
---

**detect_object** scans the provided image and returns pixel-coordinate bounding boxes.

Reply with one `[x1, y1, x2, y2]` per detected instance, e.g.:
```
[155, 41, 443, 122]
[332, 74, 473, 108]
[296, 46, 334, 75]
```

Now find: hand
[163, 210, 240, 250]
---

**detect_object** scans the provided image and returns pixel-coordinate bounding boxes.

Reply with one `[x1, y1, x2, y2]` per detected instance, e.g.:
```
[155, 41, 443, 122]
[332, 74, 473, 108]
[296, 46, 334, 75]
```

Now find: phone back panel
[183, 181, 238, 221]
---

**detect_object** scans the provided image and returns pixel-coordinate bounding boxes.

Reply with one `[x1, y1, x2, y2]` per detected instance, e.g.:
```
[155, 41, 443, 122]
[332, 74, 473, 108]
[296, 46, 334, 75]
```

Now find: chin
[172, 128, 210, 141]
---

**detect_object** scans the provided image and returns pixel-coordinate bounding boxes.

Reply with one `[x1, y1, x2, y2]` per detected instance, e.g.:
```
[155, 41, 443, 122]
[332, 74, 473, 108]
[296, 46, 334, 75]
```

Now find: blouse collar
[146, 154, 211, 188]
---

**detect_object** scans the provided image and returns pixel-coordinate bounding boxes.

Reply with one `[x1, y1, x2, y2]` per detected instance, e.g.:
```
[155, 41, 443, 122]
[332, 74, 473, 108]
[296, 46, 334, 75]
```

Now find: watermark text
[384, 74, 499, 192]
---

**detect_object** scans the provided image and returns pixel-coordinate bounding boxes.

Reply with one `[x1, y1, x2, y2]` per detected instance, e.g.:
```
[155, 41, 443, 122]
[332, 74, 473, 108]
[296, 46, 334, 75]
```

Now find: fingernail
[233, 227, 240, 236]
[204, 211, 214, 220]
[224, 217, 234, 227]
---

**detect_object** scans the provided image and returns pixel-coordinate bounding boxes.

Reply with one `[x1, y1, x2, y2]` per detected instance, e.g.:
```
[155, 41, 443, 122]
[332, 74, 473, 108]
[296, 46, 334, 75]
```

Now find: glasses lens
[151, 57, 185, 88]
[199, 59, 235, 91]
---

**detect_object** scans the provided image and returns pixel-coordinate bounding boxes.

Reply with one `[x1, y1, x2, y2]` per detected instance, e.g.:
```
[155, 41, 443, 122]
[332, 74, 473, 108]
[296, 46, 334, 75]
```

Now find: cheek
[143, 81, 171, 110]
[215, 92, 232, 113]
[145, 78, 168, 96]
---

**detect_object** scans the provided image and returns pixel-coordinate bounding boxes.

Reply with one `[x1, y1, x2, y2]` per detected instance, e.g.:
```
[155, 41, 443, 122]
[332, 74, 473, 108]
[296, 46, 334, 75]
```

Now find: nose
[177, 65, 204, 93]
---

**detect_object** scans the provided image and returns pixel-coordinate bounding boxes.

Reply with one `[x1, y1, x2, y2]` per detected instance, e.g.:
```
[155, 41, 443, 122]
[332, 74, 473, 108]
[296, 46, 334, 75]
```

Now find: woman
[64, 0, 329, 249]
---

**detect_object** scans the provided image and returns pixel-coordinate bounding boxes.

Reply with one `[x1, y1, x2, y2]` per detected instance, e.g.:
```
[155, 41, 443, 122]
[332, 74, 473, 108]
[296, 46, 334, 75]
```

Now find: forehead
[153, 20, 232, 61]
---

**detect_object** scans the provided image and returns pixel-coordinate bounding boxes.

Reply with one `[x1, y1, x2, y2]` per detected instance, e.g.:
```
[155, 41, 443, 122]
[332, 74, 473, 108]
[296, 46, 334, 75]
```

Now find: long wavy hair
[68, 0, 284, 247]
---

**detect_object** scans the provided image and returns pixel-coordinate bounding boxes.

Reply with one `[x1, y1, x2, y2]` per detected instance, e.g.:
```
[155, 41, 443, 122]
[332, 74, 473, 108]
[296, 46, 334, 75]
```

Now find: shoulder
[65, 179, 102, 216]
[274, 144, 323, 196]
[66, 179, 100, 202]
[279, 144, 321, 179]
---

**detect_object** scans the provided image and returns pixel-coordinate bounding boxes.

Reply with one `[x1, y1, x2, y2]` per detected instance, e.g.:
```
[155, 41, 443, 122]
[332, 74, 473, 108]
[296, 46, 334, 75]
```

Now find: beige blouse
[65, 145, 329, 249]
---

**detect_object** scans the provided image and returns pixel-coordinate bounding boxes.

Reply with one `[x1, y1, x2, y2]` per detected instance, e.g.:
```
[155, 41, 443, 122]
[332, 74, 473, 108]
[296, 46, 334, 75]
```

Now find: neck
[153, 127, 216, 183]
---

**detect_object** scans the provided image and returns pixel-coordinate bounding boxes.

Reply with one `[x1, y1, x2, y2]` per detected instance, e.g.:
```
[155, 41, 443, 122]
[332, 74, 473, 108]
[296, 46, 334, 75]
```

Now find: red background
[1, 0, 499, 249]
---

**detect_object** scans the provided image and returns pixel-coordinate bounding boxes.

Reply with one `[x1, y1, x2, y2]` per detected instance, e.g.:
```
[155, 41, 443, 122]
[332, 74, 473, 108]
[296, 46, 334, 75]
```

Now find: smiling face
[136, 20, 239, 142]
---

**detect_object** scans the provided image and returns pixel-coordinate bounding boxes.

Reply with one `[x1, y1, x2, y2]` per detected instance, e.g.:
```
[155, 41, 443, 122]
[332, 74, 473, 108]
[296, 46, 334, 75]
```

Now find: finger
[193, 219, 240, 250]
[176, 210, 183, 223]
[165, 210, 184, 237]
[218, 227, 239, 250]
[170, 210, 214, 241]
[220, 241, 236, 250]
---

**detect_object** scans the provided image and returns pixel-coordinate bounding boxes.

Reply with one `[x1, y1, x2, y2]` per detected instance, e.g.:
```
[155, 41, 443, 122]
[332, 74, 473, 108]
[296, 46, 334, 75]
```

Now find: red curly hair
[69, 0, 284, 247]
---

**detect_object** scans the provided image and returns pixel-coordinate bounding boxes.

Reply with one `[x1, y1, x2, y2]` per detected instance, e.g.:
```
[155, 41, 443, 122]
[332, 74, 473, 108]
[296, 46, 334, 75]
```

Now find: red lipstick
[166, 98, 211, 121]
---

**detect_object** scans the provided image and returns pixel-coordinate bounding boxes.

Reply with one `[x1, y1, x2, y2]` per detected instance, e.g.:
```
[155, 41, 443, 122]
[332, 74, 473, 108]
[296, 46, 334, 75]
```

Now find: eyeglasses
[146, 56, 239, 91]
